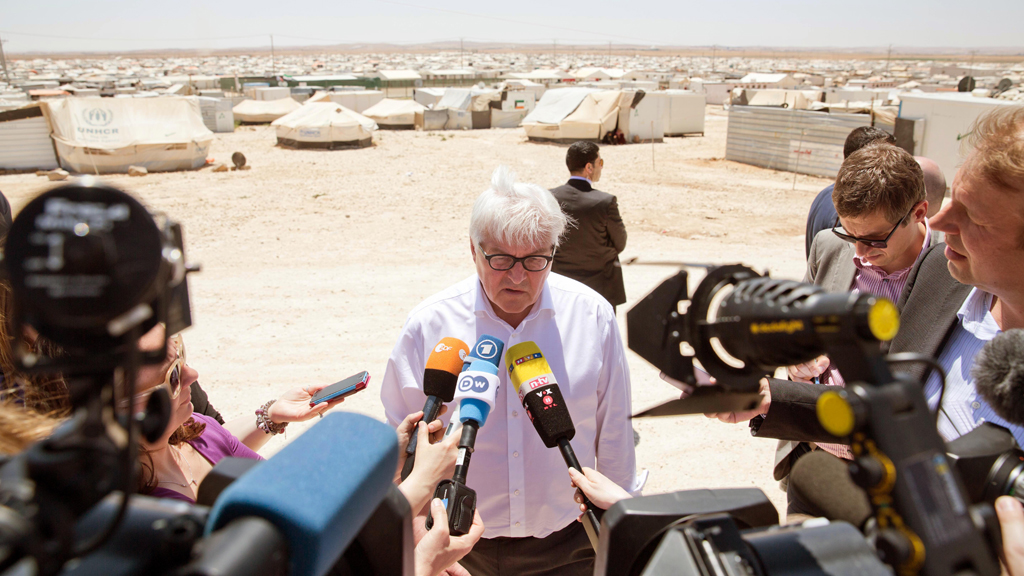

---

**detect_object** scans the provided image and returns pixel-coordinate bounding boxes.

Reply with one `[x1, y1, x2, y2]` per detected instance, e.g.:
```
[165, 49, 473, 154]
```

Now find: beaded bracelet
[256, 399, 288, 435]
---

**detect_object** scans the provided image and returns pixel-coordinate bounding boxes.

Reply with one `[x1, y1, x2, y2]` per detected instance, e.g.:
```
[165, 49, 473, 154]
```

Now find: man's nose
[507, 263, 528, 283]
[854, 241, 873, 257]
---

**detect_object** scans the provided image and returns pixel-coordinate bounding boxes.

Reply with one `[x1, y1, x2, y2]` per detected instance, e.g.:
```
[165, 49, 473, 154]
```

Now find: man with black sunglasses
[710, 142, 968, 519]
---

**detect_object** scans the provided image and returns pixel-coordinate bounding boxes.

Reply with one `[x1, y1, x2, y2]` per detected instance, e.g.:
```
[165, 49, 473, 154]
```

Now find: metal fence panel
[725, 105, 875, 178]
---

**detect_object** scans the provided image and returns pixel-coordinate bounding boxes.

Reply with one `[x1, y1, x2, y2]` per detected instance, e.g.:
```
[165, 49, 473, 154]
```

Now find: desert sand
[0, 106, 831, 520]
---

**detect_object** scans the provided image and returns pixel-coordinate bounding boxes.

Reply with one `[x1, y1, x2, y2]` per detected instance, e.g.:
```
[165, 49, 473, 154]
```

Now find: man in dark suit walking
[550, 142, 628, 309]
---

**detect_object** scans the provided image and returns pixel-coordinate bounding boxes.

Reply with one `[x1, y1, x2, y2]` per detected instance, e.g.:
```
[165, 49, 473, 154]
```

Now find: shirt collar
[568, 175, 592, 185]
[473, 276, 556, 325]
[957, 287, 1001, 340]
[852, 218, 932, 275]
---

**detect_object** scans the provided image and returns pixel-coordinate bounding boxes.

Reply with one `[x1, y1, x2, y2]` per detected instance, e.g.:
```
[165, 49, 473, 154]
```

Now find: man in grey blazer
[711, 143, 968, 517]
[550, 142, 628, 309]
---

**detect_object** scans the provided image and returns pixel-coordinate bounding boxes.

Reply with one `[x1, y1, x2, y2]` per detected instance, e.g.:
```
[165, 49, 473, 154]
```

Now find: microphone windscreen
[206, 413, 397, 576]
[505, 341, 576, 448]
[972, 329, 1024, 426]
[423, 337, 470, 400]
[469, 334, 505, 372]
[789, 450, 871, 528]
[456, 359, 501, 427]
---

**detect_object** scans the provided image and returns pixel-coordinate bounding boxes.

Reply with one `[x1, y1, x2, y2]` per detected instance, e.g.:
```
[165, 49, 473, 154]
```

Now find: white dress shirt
[924, 288, 1024, 446]
[380, 273, 640, 539]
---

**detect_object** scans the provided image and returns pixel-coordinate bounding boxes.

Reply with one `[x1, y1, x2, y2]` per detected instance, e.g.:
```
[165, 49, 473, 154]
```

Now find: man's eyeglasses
[831, 206, 916, 249]
[481, 250, 554, 272]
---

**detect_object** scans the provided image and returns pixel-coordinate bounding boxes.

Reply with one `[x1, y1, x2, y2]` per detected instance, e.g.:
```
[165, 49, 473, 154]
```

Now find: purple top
[148, 413, 263, 503]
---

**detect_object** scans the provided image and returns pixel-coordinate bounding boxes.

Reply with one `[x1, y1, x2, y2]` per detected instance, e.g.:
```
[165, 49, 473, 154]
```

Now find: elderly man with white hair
[381, 167, 640, 576]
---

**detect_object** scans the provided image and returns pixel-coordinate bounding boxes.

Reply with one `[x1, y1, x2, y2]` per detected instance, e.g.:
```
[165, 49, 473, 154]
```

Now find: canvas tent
[272, 102, 377, 149]
[46, 96, 212, 174]
[307, 90, 384, 113]
[361, 99, 426, 129]
[233, 98, 301, 123]
[522, 88, 629, 142]
[414, 88, 447, 109]
[435, 88, 501, 112]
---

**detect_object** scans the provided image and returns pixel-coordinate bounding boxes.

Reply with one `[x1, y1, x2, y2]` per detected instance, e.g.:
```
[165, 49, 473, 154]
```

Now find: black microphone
[505, 341, 601, 550]
[401, 337, 469, 481]
[788, 450, 872, 528]
[972, 329, 1024, 425]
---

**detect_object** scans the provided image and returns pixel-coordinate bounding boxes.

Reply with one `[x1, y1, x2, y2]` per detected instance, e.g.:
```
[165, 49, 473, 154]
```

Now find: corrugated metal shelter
[726, 105, 880, 178]
[0, 105, 59, 171]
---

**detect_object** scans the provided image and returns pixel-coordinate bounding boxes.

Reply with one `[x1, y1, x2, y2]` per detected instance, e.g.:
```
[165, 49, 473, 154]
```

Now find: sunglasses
[123, 334, 186, 409]
[831, 206, 916, 250]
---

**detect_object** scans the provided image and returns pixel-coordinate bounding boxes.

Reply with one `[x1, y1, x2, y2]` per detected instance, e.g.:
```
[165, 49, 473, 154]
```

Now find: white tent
[361, 98, 426, 129]
[662, 90, 706, 136]
[272, 102, 377, 149]
[46, 96, 212, 174]
[233, 98, 301, 123]
[435, 88, 501, 112]
[414, 88, 447, 109]
[307, 90, 384, 113]
[522, 88, 628, 142]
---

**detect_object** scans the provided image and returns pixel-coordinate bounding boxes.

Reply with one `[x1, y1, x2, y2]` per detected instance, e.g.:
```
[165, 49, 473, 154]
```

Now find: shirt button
[512, 411, 518, 417]
[515, 522, 521, 527]
[972, 401, 981, 409]
[514, 489, 520, 496]
[513, 451, 519, 458]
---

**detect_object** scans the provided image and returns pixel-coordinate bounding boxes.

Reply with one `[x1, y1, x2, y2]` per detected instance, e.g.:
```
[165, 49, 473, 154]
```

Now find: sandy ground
[0, 106, 831, 521]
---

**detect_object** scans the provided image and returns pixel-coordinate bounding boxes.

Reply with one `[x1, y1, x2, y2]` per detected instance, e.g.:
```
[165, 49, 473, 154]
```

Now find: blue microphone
[206, 413, 397, 576]
[426, 335, 503, 535]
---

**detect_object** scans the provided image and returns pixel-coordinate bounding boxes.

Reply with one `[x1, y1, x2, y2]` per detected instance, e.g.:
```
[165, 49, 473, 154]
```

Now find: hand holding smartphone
[310, 371, 370, 406]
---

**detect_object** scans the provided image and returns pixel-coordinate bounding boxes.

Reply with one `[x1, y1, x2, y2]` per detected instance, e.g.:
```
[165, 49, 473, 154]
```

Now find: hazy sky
[2, 0, 1022, 54]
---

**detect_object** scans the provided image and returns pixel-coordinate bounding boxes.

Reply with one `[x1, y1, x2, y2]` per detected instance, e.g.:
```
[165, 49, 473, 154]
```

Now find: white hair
[470, 166, 570, 250]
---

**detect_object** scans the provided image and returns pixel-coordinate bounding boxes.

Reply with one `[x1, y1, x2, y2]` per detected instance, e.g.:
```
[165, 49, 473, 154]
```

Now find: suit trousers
[459, 521, 594, 576]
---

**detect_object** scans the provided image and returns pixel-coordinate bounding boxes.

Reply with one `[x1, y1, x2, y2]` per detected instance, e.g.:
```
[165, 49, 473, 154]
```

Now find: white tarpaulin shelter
[46, 96, 212, 174]
[362, 99, 426, 129]
[307, 90, 384, 113]
[662, 90, 706, 136]
[0, 104, 59, 171]
[233, 98, 301, 123]
[414, 88, 447, 109]
[897, 93, 1017, 182]
[522, 88, 627, 142]
[272, 102, 377, 149]
[435, 88, 501, 112]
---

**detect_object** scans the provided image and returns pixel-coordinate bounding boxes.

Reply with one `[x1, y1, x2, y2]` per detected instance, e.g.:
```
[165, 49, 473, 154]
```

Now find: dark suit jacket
[549, 178, 628, 306]
[759, 230, 971, 479]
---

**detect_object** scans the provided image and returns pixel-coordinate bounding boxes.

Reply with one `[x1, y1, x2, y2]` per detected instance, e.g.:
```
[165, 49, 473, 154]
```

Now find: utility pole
[711, 45, 717, 73]
[270, 34, 276, 78]
[0, 34, 10, 84]
[886, 43, 892, 75]
[460, 37, 464, 69]
[607, 41, 612, 66]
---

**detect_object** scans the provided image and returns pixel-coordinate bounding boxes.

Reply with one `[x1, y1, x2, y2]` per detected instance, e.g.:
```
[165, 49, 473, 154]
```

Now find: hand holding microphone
[568, 467, 632, 512]
[426, 335, 504, 536]
[506, 341, 602, 550]
[402, 337, 470, 481]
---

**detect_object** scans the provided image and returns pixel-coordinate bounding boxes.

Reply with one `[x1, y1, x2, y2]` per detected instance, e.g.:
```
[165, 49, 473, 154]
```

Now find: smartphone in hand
[310, 371, 370, 406]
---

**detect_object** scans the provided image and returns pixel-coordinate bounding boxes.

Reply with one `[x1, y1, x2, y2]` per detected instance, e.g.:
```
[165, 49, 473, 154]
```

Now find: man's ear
[915, 201, 928, 222]
[470, 239, 477, 257]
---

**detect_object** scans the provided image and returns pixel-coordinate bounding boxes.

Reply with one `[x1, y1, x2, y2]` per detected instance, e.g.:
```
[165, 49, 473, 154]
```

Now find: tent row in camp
[522, 88, 706, 143]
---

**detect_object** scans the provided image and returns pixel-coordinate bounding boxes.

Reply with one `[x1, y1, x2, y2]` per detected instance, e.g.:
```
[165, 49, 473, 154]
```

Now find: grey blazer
[763, 229, 969, 480]
[549, 179, 628, 306]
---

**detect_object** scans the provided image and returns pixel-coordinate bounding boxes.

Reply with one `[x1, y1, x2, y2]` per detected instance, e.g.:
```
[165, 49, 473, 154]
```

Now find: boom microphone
[505, 341, 600, 550]
[402, 337, 470, 480]
[206, 412, 398, 576]
[426, 335, 504, 535]
[788, 450, 872, 528]
[972, 329, 1024, 426]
